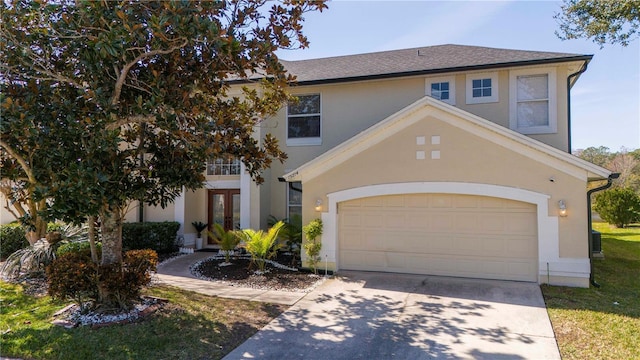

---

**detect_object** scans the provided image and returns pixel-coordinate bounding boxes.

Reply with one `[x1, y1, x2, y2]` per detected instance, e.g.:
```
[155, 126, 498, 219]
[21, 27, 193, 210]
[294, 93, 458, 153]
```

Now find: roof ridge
[279, 44, 585, 63]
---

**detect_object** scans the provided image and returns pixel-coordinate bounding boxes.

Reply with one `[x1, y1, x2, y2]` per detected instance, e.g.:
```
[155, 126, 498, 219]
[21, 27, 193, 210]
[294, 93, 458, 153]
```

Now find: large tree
[555, 0, 640, 47]
[1, 0, 326, 270]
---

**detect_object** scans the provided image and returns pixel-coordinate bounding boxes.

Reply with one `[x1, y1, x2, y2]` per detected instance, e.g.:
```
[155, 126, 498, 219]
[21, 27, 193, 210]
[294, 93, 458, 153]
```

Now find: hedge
[0, 223, 29, 260]
[122, 221, 180, 255]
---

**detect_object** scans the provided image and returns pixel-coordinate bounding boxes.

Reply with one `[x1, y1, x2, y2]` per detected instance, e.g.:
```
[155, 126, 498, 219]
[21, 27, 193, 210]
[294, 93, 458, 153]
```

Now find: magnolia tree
[0, 0, 326, 272]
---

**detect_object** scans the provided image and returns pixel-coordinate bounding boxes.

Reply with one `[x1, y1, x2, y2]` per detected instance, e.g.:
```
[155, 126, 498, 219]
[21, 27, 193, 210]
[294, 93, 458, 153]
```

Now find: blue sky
[276, 0, 640, 152]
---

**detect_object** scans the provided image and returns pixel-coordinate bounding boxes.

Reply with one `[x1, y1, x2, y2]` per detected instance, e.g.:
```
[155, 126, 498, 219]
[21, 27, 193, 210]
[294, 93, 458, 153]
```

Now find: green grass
[542, 222, 640, 360]
[0, 283, 285, 360]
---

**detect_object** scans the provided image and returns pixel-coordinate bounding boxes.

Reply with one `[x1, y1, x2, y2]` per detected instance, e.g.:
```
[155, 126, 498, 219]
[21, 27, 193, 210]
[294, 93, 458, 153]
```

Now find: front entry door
[208, 189, 240, 245]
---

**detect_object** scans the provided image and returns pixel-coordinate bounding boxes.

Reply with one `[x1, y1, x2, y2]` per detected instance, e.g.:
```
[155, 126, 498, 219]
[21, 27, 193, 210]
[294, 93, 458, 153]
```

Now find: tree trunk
[88, 216, 99, 263]
[25, 216, 48, 245]
[100, 206, 123, 266]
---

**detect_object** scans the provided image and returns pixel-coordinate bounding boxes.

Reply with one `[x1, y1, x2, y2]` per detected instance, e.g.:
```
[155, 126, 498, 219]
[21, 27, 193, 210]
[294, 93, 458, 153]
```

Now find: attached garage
[338, 193, 538, 282]
[284, 97, 612, 287]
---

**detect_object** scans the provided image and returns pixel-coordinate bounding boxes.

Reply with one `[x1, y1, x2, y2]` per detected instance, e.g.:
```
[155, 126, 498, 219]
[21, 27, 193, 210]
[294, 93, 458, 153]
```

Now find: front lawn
[0, 282, 285, 360]
[542, 222, 640, 360]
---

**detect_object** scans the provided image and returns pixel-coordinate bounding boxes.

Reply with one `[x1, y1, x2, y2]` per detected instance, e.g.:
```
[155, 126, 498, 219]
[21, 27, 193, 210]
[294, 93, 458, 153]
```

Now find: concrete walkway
[155, 252, 308, 305]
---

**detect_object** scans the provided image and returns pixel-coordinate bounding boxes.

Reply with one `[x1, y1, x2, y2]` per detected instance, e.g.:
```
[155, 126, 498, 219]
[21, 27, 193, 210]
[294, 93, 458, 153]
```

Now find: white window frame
[286, 93, 322, 146]
[425, 76, 456, 105]
[509, 67, 557, 134]
[207, 156, 241, 176]
[466, 72, 499, 104]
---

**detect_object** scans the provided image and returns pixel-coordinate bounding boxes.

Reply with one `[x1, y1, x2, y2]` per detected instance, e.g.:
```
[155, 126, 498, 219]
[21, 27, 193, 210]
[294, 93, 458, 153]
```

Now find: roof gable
[283, 96, 610, 182]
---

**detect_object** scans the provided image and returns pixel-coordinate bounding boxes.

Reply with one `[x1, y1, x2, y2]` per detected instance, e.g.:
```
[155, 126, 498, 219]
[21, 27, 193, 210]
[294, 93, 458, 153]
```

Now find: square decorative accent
[431, 150, 441, 159]
[416, 136, 426, 145]
[416, 151, 425, 160]
[431, 135, 440, 145]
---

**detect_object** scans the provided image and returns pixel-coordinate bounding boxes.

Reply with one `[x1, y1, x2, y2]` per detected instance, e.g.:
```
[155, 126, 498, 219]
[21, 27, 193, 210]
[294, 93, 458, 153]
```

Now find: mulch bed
[191, 252, 326, 292]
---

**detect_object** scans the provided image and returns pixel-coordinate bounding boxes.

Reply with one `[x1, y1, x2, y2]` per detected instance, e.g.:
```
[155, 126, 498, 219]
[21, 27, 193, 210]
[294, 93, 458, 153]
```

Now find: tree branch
[0, 139, 35, 184]
[106, 114, 157, 131]
[111, 39, 188, 106]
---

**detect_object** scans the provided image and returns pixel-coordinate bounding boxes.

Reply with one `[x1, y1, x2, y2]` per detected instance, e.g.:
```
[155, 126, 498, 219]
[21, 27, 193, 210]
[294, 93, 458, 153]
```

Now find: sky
[275, 0, 640, 152]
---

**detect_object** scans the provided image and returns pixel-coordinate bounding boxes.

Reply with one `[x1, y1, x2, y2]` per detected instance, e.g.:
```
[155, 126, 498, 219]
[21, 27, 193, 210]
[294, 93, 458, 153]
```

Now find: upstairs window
[466, 72, 498, 104]
[509, 68, 557, 134]
[287, 94, 321, 146]
[207, 156, 241, 176]
[432, 82, 450, 100]
[472, 79, 492, 98]
[426, 76, 455, 105]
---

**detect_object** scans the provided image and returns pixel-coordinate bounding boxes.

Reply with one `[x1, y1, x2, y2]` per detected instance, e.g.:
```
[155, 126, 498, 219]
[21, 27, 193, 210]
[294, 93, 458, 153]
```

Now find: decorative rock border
[51, 296, 169, 329]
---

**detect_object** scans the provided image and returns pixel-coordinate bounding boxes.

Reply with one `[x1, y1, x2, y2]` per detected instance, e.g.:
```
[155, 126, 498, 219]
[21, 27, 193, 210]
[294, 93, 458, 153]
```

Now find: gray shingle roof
[279, 44, 592, 84]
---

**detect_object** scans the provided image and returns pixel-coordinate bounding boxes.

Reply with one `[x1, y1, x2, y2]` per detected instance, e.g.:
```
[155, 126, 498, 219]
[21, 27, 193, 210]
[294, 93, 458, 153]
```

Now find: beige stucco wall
[262, 63, 574, 227]
[0, 195, 18, 224]
[303, 114, 589, 259]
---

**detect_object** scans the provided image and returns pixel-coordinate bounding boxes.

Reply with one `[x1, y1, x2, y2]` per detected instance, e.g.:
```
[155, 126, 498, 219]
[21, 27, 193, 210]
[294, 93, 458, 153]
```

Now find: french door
[207, 189, 240, 245]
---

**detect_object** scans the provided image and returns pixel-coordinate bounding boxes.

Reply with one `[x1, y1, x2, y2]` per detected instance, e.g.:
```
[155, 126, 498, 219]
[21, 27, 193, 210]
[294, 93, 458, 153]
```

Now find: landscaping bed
[191, 251, 326, 292]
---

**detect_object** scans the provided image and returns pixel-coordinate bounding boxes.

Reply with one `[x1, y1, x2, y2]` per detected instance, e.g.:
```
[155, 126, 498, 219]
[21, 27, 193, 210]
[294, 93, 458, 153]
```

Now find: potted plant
[191, 221, 208, 250]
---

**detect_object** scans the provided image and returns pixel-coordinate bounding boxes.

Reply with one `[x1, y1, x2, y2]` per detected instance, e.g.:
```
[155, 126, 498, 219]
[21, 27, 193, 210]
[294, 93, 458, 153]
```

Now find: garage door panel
[384, 213, 407, 228]
[431, 194, 454, 208]
[407, 194, 429, 208]
[342, 212, 362, 228]
[339, 194, 538, 282]
[361, 197, 384, 207]
[508, 214, 537, 234]
[363, 213, 385, 229]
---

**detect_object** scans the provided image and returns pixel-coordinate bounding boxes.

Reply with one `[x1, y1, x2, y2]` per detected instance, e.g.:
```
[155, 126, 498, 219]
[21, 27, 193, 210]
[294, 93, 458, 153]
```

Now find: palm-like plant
[238, 221, 285, 273]
[209, 223, 241, 263]
[1, 223, 89, 279]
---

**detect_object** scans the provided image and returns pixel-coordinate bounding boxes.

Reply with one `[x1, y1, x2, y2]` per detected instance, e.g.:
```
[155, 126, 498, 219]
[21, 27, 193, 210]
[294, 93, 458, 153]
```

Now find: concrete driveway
[223, 271, 560, 360]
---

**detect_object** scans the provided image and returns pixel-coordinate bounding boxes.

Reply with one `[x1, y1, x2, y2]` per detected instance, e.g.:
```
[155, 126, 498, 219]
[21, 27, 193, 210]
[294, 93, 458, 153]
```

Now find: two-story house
[126, 45, 613, 287]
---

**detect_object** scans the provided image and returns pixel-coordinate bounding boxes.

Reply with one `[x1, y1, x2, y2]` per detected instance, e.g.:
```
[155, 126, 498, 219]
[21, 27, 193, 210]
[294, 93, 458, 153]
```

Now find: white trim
[286, 137, 322, 146]
[174, 187, 186, 235]
[425, 75, 456, 105]
[322, 182, 587, 285]
[466, 72, 499, 104]
[509, 67, 557, 135]
[240, 164, 251, 229]
[204, 180, 241, 189]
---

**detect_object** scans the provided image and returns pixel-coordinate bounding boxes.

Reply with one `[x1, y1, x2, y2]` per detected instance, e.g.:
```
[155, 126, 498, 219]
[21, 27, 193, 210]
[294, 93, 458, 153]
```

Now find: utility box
[592, 230, 602, 256]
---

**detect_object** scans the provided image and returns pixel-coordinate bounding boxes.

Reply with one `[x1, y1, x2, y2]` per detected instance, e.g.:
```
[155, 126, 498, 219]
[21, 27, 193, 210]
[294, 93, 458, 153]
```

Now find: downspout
[567, 61, 589, 153]
[586, 173, 620, 287]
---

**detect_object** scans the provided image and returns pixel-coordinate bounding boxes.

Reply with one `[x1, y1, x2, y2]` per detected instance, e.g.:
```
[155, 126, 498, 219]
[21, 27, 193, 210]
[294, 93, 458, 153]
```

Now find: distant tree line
[576, 146, 640, 227]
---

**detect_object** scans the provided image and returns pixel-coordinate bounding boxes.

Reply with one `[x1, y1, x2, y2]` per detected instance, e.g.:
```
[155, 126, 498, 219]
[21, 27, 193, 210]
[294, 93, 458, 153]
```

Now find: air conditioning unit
[592, 230, 603, 258]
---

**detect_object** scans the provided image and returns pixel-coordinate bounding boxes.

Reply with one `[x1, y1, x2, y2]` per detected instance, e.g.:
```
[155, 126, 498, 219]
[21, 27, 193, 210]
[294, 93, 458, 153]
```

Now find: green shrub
[239, 221, 285, 272]
[594, 187, 640, 228]
[47, 249, 158, 310]
[122, 221, 180, 254]
[0, 223, 28, 260]
[46, 252, 98, 310]
[268, 214, 303, 253]
[56, 241, 102, 259]
[98, 249, 158, 308]
[303, 218, 323, 274]
[209, 223, 240, 263]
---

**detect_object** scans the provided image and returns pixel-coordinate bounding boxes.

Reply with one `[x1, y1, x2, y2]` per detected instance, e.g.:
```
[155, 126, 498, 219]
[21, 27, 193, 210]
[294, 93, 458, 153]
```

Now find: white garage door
[338, 194, 538, 282]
